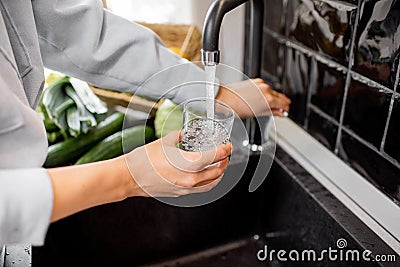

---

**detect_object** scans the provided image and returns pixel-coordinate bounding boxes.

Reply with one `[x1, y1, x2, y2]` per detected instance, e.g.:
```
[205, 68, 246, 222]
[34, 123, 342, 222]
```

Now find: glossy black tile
[310, 62, 346, 120]
[384, 94, 400, 162]
[261, 32, 284, 80]
[264, 0, 285, 34]
[282, 48, 311, 125]
[343, 0, 359, 4]
[343, 80, 391, 148]
[287, 0, 357, 65]
[339, 131, 400, 203]
[246, 0, 400, 208]
[353, 0, 400, 88]
[307, 109, 339, 151]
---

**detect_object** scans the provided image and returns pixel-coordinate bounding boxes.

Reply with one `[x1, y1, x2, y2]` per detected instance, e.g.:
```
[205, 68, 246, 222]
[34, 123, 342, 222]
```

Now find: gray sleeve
[0, 169, 53, 246]
[32, 0, 214, 104]
[0, 30, 53, 246]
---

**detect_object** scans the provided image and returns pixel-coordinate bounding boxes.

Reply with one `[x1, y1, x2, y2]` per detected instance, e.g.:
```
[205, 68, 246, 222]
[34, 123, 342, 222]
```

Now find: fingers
[251, 78, 291, 113]
[183, 175, 224, 195]
[193, 157, 229, 186]
[194, 142, 233, 169]
[175, 157, 229, 188]
[272, 94, 291, 111]
[272, 108, 289, 117]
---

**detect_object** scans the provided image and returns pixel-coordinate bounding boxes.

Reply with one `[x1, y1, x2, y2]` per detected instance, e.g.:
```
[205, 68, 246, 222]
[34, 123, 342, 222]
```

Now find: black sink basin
[33, 149, 398, 267]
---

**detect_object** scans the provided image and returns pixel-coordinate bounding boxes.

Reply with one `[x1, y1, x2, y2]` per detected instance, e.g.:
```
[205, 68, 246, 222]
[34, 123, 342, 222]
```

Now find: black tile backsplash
[354, 0, 400, 88]
[287, 0, 357, 65]
[339, 131, 400, 204]
[281, 47, 311, 125]
[310, 62, 346, 120]
[264, 0, 285, 33]
[343, 79, 392, 148]
[261, 32, 283, 80]
[246, 0, 400, 205]
[308, 109, 339, 150]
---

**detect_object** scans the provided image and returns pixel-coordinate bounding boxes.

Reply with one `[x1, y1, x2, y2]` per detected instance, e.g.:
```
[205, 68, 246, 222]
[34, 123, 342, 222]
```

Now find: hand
[124, 131, 232, 198]
[216, 78, 291, 118]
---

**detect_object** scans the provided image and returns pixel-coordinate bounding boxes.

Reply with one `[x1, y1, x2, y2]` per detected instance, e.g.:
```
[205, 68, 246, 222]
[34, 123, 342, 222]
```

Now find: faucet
[201, 0, 264, 74]
[201, 0, 266, 153]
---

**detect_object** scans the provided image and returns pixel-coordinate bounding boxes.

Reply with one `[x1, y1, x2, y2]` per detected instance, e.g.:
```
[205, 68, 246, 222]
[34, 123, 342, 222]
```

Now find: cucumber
[75, 125, 154, 165]
[44, 112, 124, 167]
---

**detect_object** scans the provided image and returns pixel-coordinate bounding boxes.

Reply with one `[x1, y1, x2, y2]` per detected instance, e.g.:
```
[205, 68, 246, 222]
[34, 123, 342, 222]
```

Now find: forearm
[48, 156, 136, 222]
[33, 0, 211, 104]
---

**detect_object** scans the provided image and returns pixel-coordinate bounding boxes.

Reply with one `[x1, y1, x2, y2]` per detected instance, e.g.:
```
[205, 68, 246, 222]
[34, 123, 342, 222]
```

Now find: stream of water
[205, 65, 216, 123]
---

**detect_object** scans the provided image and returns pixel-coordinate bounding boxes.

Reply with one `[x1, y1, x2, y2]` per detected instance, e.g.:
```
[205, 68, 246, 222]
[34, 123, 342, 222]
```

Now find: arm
[48, 157, 130, 222]
[32, 0, 209, 104]
[32, 0, 290, 115]
[49, 131, 232, 222]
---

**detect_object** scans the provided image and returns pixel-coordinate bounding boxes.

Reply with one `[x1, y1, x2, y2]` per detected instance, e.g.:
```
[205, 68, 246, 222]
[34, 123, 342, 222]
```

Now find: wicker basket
[139, 22, 202, 62]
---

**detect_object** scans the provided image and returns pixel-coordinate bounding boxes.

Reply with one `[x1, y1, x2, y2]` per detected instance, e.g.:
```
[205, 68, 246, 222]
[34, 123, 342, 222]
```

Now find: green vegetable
[69, 77, 108, 114]
[75, 125, 154, 165]
[66, 106, 81, 137]
[38, 74, 109, 142]
[47, 131, 63, 144]
[44, 112, 124, 167]
[45, 72, 64, 85]
[154, 99, 183, 138]
[36, 104, 58, 132]
[65, 84, 97, 127]
[41, 76, 71, 133]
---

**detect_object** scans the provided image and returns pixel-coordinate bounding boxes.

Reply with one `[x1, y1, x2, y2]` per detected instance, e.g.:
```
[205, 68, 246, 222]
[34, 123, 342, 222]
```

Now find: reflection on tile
[308, 110, 338, 151]
[344, 0, 358, 3]
[282, 48, 310, 125]
[261, 33, 284, 79]
[384, 94, 400, 162]
[287, 0, 357, 64]
[310, 62, 346, 120]
[354, 0, 400, 88]
[264, 0, 284, 33]
[339, 131, 400, 203]
[343, 80, 391, 148]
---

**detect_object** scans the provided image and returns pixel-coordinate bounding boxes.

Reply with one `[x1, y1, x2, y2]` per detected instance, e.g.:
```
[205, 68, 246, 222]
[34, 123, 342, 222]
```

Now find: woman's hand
[124, 131, 232, 198]
[216, 78, 291, 118]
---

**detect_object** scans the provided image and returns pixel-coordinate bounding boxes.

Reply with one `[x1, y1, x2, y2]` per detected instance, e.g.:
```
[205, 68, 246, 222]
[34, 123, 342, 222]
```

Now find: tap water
[181, 65, 222, 151]
[205, 65, 217, 124]
[181, 118, 229, 152]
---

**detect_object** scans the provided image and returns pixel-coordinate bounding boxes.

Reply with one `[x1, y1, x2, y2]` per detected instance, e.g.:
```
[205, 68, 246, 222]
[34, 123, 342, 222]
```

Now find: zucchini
[75, 125, 154, 165]
[44, 112, 124, 167]
[47, 131, 63, 144]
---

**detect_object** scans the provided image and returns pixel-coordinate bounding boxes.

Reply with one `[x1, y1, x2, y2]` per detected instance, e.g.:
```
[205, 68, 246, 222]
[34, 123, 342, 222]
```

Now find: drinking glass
[181, 98, 235, 151]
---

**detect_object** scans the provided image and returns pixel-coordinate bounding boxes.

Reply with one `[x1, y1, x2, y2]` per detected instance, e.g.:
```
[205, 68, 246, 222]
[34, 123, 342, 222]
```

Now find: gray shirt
[0, 0, 209, 246]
